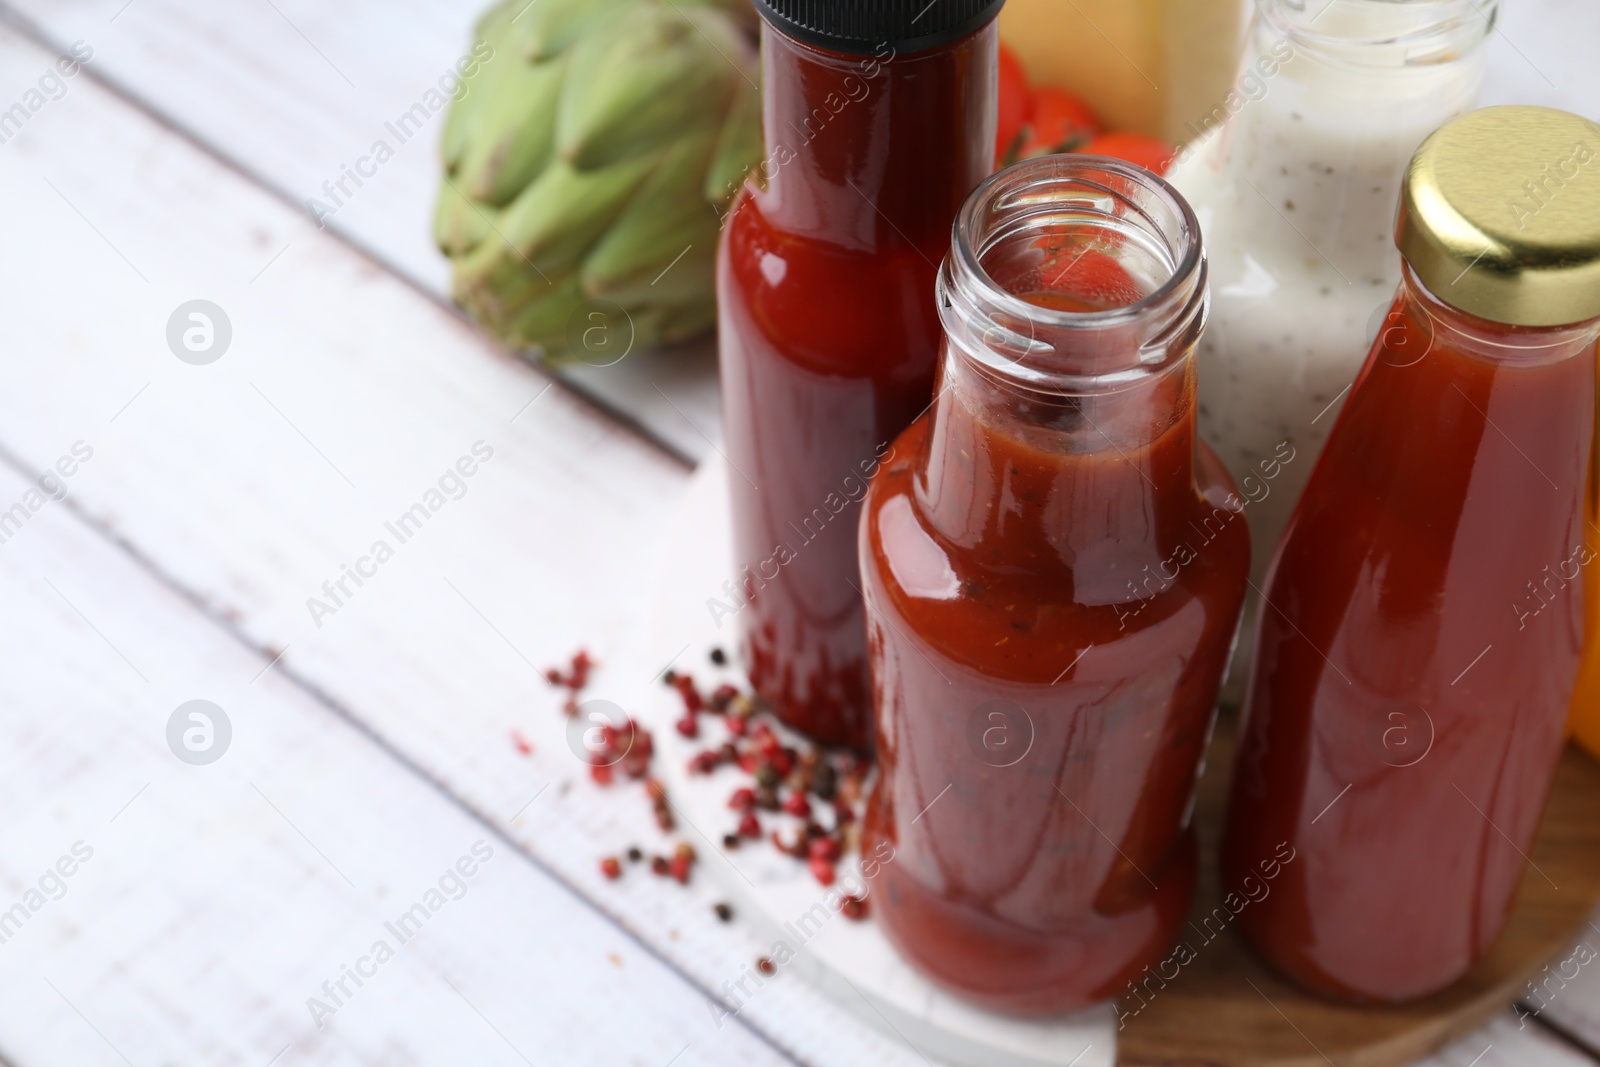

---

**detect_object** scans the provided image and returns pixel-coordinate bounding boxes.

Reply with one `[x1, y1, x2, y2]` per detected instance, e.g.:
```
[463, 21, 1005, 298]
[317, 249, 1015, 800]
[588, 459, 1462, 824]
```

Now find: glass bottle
[1165, 0, 1495, 688]
[1224, 106, 1600, 1002]
[718, 0, 1003, 749]
[1568, 404, 1600, 758]
[859, 156, 1249, 1011]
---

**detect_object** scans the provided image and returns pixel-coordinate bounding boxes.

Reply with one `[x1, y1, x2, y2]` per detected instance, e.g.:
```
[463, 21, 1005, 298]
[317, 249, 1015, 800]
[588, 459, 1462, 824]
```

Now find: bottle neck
[753, 22, 997, 252]
[915, 351, 1201, 577]
[1397, 262, 1600, 368]
[915, 157, 1211, 587]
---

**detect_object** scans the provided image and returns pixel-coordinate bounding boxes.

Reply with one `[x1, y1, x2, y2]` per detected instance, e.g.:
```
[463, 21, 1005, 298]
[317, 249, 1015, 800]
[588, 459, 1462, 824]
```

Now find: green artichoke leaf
[704, 74, 763, 206]
[556, 6, 749, 171]
[455, 51, 568, 206]
[516, 0, 636, 61]
[486, 153, 660, 276]
[433, 177, 495, 256]
[582, 130, 722, 305]
[505, 272, 587, 350]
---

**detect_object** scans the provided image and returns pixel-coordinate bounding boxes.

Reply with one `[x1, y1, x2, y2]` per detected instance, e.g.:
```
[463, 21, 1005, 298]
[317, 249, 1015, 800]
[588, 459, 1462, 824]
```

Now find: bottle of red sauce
[859, 155, 1250, 1011]
[1224, 106, 1600, 1002]
[718, 0, 1003, 749]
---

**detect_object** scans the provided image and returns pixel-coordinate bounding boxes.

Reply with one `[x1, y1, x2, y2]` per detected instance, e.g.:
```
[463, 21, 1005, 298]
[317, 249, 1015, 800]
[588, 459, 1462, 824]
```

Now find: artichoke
[435, 0, 763, 361]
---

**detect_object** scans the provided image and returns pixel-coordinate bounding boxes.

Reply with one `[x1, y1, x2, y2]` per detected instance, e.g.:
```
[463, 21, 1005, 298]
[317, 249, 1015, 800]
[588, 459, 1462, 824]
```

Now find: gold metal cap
[1397, 106, 1600, 327]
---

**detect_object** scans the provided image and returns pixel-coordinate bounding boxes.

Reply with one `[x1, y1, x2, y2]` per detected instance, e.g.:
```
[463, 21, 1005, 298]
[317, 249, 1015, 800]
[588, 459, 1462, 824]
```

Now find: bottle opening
[1259, 0, 1498, 68]
[940, 155, 1207, 391]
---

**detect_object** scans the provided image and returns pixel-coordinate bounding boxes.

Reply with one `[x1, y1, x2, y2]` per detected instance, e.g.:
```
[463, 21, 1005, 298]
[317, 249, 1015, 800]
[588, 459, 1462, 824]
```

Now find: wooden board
[1120, 716, 1600, 1067]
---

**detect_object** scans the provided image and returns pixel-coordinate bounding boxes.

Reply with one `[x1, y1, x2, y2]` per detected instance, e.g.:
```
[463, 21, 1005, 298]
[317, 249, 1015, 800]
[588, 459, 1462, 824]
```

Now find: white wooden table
[0, 2, 1595, 1064]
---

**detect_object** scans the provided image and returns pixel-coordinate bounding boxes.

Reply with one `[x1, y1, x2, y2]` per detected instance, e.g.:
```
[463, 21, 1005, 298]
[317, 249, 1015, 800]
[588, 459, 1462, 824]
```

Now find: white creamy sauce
[1166, 0, 1488, 689]
[1164, 0, 1484, 687]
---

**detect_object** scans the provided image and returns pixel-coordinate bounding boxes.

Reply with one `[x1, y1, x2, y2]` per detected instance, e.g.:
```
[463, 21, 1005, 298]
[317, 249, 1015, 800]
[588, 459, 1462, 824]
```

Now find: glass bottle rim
[941, 154, 1207, 392]
[1257, 0, 1499, 68]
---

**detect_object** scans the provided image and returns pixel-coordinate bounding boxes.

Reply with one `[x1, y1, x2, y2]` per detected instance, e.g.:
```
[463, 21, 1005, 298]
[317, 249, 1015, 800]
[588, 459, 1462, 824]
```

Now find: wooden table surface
[0, 1, 1595, 1064]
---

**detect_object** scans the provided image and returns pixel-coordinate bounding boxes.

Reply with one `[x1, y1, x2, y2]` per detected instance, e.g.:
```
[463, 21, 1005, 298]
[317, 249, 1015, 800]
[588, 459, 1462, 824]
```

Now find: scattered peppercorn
[841, 895, 868, 921]
[627, 847, 642, 863]
[808, 836, 841, 863]
[600, 856, 622, 880]
[650, 856, 670, 876]
[710, 647, 727, 666]
[757, 957, 776, 976]
[714, 902, 733, 922]
[722, 833, 741, 849]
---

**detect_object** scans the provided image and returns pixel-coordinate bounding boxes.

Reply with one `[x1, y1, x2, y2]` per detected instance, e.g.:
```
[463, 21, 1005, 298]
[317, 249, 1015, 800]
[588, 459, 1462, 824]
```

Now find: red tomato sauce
[858, 255, 1250, 1010]
[1224, 277, 1597, 1001]
[718, 24, 997, 748]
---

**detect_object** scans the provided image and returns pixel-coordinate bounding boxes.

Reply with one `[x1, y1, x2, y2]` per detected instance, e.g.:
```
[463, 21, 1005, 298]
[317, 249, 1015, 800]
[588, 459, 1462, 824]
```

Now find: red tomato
[996, 43, 1032, 167]
[1017, 87, 1100, 159]
[1079, 131, 1178, 175]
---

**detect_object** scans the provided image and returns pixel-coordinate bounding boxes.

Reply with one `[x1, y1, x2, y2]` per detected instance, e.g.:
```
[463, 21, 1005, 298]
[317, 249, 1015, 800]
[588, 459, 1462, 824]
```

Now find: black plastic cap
[753, 0, 1005, 56]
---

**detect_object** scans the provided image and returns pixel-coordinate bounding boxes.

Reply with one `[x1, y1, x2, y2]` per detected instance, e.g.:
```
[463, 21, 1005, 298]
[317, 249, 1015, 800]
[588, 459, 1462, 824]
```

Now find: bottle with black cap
[717, 0, 1004, 750]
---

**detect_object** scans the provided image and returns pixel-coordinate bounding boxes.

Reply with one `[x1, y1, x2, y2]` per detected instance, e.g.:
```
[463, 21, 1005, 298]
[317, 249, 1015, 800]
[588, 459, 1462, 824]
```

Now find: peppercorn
[650, 856, 670, 876]
[710, 647, 727, 666]
[714, 902, 733, 922]
[600, 856, 622, 880]
[811, 762, 838, 801]
[841, 895, 868, 921]
[722, 833, 741, 850]
[808, 836, 840, 863]
[754, 764, 779, 788]
[626, 847, 642, 863]
[757, 957, 776, 976]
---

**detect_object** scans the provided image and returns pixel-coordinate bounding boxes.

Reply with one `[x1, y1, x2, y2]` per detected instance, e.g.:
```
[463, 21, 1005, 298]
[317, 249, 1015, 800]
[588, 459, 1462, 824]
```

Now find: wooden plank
[0, 462, 790, 1067]
[1414, 1010, 1596, 1067]
[1530, 918, 1600, 1057]
[0, 25, 945, 1066]
[1476, 0, 1600, 112]
[0, 0, 720, 462]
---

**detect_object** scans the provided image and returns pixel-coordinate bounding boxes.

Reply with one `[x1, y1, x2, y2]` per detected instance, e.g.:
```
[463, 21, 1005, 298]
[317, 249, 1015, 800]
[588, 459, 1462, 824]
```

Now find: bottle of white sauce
[1165, 0, 1493, 693]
